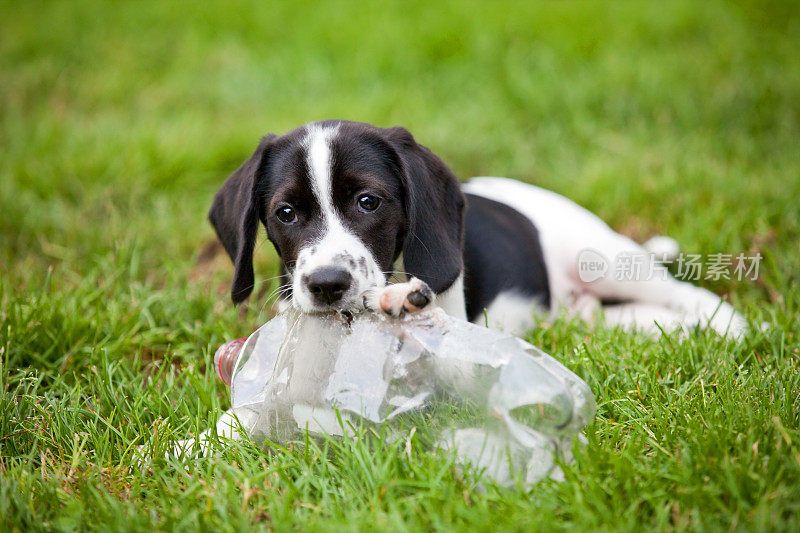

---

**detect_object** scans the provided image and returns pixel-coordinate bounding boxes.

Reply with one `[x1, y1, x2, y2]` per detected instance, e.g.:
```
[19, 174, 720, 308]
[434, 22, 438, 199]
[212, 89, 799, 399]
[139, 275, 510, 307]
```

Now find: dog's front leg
[362, 277, 436, 317]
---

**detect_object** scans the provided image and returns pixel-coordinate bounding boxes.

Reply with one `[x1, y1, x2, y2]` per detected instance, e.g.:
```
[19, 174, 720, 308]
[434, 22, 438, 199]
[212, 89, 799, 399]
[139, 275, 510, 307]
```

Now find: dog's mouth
[291, 289, 367, 314]
[289, 247, 387, 314]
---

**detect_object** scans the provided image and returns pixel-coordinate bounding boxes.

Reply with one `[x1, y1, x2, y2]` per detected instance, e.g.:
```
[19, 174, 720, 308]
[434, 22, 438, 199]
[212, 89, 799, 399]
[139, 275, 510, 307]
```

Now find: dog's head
[208, 120, 465, 312]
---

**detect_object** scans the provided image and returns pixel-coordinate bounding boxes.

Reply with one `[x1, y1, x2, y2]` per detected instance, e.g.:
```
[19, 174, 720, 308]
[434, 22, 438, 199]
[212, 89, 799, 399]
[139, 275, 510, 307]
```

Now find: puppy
[149, 119, 748, 457]
[209, 119, 747, 338]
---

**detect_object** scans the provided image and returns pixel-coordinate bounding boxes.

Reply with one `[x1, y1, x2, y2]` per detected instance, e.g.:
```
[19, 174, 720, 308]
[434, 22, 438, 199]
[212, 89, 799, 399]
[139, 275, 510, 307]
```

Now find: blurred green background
[2, 0, 798, 295]
[1, 1, 799, 530]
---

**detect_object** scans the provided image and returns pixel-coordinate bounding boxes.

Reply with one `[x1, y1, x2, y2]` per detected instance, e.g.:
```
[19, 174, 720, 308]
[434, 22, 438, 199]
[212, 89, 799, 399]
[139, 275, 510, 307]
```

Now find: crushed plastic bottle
[215, 307, 596, 487]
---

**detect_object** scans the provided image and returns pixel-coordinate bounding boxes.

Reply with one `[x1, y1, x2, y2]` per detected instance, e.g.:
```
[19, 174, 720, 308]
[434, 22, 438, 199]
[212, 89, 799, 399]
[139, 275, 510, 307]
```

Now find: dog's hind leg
[464, 177, 747, 338]
[575, 233, 748, 338]
[599, 302, 697, 336]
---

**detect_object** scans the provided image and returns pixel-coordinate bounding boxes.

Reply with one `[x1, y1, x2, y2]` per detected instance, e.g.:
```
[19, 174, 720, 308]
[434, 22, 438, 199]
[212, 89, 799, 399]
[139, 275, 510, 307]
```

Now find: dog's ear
[208, 134, 276, 304]
[387, 127, 465, 293]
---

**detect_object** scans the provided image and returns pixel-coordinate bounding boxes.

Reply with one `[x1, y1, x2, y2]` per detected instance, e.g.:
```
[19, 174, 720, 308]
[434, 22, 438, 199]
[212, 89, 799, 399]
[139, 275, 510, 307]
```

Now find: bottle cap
[213, 338, 246, 386]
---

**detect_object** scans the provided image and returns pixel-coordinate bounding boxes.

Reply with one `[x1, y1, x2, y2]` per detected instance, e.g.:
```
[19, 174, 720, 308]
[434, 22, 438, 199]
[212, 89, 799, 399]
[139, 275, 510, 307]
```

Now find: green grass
[1, 0, 799, 530]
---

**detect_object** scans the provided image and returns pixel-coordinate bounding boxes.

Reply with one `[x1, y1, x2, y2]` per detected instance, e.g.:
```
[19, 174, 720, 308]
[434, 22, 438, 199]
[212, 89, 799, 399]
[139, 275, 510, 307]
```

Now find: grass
[1, 0, 799, 530]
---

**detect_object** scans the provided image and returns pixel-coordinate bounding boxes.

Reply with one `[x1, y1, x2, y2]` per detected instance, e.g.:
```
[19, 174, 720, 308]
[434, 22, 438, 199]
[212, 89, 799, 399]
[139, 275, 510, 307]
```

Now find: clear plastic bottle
[213, 308, 595, 486]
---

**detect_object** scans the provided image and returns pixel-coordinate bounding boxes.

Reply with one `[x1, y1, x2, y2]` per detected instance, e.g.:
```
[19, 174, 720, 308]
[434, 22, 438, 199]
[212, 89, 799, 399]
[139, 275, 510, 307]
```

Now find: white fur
[305, 123, 338, 209]
[463, 177, 747, 338]
[643, 235, 680, 263]
[436, 275, 468, 321]
[477, 291, 543, 336]
[363, 276, 467, 320]
[372, 258, 466, 319]
[291, 124, 385, 311]
[363, 277, 433, 316]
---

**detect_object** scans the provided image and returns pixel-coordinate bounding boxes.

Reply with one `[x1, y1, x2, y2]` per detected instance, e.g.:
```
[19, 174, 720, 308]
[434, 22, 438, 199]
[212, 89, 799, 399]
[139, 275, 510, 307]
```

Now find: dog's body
[170, 119, 748, 455]
[209, 120, 746, 338]
[174, 121, 746, 454]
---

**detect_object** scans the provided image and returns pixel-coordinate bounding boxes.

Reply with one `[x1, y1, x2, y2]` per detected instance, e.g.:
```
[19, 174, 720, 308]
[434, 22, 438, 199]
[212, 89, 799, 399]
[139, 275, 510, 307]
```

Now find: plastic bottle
[211, 308, 595, 486]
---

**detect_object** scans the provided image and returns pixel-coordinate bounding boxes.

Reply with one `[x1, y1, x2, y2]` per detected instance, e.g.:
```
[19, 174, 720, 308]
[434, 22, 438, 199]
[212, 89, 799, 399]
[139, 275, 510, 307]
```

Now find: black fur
[462, 193, 550, 322]
[208, 134, 276, 303]
[386, 126, 465, 294]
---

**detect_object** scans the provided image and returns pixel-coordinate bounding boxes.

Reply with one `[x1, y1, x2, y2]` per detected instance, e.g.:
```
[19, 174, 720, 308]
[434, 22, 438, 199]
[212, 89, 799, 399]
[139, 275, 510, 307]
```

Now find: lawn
[1, 0, 799, 530]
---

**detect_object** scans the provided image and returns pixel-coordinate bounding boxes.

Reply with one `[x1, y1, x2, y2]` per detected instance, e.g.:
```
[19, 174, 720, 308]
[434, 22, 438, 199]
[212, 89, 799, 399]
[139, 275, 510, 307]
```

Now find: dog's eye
[357, 194, 381, 212]
[275, 205, 297, 224]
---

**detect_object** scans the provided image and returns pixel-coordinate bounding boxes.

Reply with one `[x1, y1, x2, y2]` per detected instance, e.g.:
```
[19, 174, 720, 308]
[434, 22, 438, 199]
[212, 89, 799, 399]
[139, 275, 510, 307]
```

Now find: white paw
[643, 235, 681, 263]
[705, 307, 749, 340]
[362, 278, 435, 317]
[565, 291, 602, 324]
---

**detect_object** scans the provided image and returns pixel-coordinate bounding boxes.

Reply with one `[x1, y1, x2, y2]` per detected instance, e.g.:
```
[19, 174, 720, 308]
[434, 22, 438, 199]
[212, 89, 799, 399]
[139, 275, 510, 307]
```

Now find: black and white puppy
[160, 119, 749, 453]
[209, 120, 746, 339]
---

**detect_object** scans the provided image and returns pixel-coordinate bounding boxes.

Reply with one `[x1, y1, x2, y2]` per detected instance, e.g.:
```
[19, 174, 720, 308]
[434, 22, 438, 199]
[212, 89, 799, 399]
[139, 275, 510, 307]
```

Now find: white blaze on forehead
[291, 122, 386, 311]
[303, 123, 340, 215]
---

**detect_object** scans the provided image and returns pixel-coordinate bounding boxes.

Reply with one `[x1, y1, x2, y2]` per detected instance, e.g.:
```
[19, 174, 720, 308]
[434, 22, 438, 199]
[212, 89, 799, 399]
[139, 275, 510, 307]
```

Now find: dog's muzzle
[305, 267, 353, 306]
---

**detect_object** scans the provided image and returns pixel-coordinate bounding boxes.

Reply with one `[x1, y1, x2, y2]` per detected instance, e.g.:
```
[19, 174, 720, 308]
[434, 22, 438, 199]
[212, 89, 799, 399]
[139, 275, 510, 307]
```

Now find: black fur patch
[462, 193, 550, 322]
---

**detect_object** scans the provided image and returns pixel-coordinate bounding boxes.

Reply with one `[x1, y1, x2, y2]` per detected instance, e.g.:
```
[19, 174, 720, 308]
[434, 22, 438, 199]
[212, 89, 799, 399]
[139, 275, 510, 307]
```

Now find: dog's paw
[566, 290, 602, 324]
[362, 278, 435, 317]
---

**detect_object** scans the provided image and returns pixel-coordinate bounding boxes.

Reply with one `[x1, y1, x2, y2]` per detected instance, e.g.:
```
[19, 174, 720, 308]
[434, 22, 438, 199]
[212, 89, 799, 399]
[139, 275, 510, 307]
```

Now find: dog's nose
[306, 267, 352, 305]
